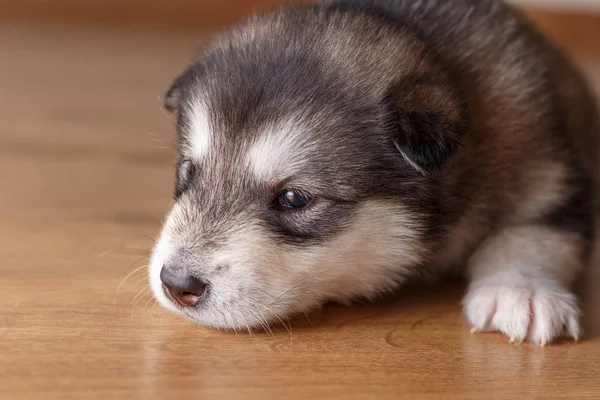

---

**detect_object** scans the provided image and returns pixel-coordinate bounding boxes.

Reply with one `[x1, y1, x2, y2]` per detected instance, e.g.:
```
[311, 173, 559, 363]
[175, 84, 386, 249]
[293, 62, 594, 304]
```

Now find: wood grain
[1, 0, 600, 52]
[0, 0, 308, 31]
[0, 22, 599, 400]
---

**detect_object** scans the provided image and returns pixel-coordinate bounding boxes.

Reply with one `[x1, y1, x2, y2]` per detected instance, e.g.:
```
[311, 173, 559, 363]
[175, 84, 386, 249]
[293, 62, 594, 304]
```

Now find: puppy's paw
[463, 283, 581, 345]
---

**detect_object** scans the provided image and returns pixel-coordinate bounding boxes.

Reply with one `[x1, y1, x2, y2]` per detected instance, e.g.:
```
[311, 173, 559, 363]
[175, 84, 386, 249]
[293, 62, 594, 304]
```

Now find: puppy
[148, 0, 599, 345]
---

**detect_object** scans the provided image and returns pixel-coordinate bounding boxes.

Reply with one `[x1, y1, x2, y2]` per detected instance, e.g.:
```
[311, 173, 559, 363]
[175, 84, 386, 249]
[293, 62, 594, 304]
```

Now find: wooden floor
[1, 21, 600, 400]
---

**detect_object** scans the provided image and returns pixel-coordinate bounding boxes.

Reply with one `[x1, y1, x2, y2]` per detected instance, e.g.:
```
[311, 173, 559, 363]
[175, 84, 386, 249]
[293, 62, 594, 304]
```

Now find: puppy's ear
[387, 75, 467, 176]
[163, 79, 183, 112]
[162, 65, 197, 113]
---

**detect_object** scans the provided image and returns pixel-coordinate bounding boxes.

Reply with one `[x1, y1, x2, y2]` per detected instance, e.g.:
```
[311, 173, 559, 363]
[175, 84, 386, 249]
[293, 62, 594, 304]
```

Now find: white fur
[183, 98, 211, 160]
[246, 119, 314, 182]
[148, 205, 184, 315]
[148, 199, 425, 330]
[463, 225, 583, 345]
[284, 201, 425, 306]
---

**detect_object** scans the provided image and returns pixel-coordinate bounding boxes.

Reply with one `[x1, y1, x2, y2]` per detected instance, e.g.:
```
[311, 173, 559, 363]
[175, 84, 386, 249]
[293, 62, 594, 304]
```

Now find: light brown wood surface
[1, 19, 600, 399]
[2, 0, 600, 53]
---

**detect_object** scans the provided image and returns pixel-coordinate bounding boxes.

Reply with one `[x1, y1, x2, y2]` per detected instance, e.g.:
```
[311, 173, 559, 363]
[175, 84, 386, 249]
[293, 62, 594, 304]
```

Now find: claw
[470, 327, 479, 334]
[509, 336, 523, 345]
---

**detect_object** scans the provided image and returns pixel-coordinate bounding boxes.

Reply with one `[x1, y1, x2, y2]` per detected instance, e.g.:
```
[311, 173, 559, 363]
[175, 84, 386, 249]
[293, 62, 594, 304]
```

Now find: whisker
[98, 249, 114, 258]
[157, 101, 174, 121]
[262, 304, 292, 338]
[151, 301, 165, 324]
[148, 130, 173, 151]
[302, 311, 313, 325]
[130, 275, 150, 291]
[100, 244, 150, 260]
[247, 309, 266, 336]
[255, 309, 275, 338]
[253, 285, 293, 302]
[239, 310, 254, 336]
[132, 285, 151, 305]
[233, 308, 253, 336]
[142, 296, 155, 322]
[122, 257, 149, 275]
[137, 235, 158, 245]
[131, 287, 152, 319]
[114, 265, 148, 304]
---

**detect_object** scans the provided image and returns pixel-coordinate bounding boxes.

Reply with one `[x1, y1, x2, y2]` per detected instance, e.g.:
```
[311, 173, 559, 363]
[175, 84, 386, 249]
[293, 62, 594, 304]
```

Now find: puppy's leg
[462, 225, 586, 345]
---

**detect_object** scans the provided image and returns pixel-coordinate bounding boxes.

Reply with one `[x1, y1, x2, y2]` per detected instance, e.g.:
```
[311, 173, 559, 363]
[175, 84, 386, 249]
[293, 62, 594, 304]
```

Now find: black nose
[160, 266, 207, 307]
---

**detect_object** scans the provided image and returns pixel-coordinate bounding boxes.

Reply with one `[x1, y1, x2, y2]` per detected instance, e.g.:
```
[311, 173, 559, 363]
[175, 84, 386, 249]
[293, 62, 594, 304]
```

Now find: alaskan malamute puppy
[148, 0, 599, 345]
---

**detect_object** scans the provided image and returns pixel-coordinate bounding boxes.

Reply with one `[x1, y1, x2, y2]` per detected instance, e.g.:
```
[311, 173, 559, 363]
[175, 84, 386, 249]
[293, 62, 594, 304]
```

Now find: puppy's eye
[175, 159, 195, 197]
[278, 189, 312, 210]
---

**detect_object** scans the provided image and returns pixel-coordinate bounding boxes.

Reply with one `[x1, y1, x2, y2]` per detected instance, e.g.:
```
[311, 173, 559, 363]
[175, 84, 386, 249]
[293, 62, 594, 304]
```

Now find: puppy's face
[148, 8, 464, 329]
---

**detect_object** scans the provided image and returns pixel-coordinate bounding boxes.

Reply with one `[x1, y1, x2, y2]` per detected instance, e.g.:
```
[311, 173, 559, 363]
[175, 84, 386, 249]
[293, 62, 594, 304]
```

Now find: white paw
[463, 283, 581, 345]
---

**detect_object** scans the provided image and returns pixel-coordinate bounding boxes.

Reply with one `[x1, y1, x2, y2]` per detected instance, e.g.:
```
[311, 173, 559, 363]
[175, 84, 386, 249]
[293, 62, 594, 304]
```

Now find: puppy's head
[149, 6, 466, 329]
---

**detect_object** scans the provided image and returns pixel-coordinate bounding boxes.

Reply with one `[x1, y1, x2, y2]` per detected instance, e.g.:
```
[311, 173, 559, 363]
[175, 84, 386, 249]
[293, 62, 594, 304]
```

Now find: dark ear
[163, 79, 183, 112]
[162, 65, 197, 113]
[387, 75, 467, 176]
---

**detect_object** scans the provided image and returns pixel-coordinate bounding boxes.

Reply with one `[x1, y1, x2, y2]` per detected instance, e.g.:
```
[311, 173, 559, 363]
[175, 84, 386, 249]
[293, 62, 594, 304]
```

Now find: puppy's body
[149, 0, 598, 345]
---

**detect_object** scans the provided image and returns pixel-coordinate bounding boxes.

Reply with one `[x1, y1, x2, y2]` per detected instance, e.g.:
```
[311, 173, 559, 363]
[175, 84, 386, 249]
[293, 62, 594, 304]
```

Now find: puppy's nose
[160, 266, 207, 307]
